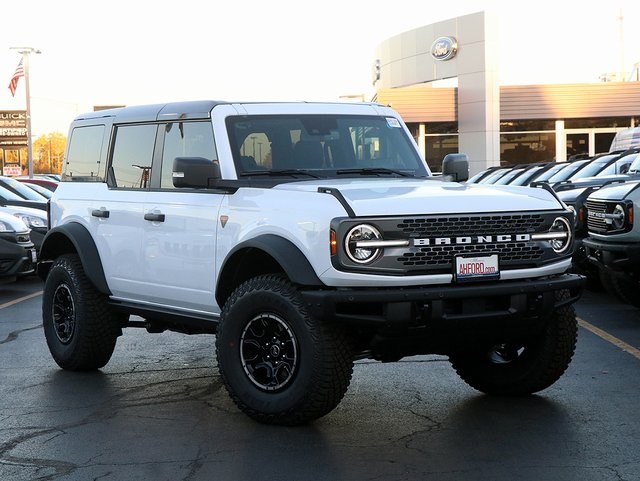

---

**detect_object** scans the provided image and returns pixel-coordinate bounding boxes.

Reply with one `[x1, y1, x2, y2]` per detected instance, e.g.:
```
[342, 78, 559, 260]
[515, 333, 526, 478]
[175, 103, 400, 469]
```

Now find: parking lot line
[0, 290, 43, 310]
[578, 317, 640, 360]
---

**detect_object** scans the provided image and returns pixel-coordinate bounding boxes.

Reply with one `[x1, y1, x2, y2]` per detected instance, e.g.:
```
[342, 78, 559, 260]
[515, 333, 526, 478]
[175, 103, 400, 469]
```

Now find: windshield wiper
[335, 168, 415, 177]
[240, 169, 322, 178]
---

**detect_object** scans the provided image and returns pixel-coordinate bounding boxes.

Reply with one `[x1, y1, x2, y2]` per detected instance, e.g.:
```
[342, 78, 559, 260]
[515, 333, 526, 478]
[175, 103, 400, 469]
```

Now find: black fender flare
[37, 222, 111, 295]
[216, 234, 323, 304]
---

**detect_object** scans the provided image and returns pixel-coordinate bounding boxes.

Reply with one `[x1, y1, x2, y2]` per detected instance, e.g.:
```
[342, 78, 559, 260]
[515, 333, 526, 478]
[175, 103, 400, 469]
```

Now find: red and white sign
[2, 164, 21, 176]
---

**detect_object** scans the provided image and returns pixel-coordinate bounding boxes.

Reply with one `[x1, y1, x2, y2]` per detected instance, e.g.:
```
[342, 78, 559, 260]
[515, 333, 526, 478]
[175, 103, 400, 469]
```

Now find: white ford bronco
[38, 100, 584, 425]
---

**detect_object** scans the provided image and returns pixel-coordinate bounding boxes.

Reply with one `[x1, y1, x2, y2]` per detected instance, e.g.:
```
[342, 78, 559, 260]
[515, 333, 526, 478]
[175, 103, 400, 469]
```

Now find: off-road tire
[215, 275, 354, 425]
[608, 274, 640, 308]
[599, 268, 619, 297]
[449, 290, 577, 395]
[42, 254, 121, 371]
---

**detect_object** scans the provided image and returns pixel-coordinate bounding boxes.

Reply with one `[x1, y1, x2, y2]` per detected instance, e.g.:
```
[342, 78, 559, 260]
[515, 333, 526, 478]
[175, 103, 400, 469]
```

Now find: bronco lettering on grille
[413, 234, 531, 246]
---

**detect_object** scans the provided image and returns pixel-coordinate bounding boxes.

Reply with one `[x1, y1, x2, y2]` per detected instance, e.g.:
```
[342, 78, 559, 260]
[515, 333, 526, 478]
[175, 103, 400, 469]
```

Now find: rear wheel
[42, 254, 122, 371]
[216, 275, 354, 425]
[449, 290, 577, 395]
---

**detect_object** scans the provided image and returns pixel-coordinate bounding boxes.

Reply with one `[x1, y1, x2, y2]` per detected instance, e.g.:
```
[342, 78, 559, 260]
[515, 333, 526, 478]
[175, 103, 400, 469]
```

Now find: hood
[557, 187, 589, 203]
[588, 179, 640, 201]
[273, 178, 564, 216]
[0, 210, 29, 232]
[554, 174, 629, 192]
[0, 204, 47, 218]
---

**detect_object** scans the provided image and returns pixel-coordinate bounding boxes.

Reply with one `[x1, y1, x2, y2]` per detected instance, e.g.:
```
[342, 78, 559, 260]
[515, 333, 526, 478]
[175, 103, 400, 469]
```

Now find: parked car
[551, 152, 625, 188]
[543, 158, 593, 184]
[0, 176, 49, 203]
[15, 175, 59, 192]
[609, 126, 640, 151]
[0, 211, 36, 282]
[465, 165, 503, 183]
[0, 185, 48, 211]
[554, 150, 640, 194]
[474, 166, 513, 184]
[0, 204, 48, 254]
[20, 181, 54, 199]
[507, 162, 557, 186]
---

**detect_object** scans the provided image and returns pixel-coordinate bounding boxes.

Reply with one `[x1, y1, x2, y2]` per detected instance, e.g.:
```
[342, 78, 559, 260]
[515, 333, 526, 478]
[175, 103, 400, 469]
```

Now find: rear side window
[63, 125, 106, 181]
[109, 124, 158, 189]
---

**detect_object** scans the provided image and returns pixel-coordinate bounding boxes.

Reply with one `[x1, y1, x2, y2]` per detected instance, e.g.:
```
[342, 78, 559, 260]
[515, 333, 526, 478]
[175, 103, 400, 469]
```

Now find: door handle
[91, 209, 110, 218]
[144, 212, 165, 222]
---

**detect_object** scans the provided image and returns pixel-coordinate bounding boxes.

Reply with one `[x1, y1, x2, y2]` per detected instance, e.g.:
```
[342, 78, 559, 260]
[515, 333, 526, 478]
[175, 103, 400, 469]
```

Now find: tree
[33, 132, 66, 174]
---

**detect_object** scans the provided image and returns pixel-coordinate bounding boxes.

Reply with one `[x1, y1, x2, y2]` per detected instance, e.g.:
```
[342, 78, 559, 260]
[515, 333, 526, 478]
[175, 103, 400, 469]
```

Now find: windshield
[626, 153, 640, 174]
[509, 165, 543, 185]
[547, 159, 590, 182]
[477, 168, 510, 183]
[567, 155, 617, 180]
[226, 115, 428, 178]
[0, 185, 24, 201]
[598, 153, 638, 176]
[22, 182, 53, 198]
[533, 163, 567, 182]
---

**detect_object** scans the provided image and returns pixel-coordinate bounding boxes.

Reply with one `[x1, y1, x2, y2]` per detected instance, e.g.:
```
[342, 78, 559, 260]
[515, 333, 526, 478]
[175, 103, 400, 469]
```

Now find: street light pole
[10, 46, 41, 178]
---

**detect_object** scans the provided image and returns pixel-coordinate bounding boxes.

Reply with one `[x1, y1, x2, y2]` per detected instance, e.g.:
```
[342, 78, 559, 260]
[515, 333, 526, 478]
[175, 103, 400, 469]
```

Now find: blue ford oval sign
[430, 36, 458, 61]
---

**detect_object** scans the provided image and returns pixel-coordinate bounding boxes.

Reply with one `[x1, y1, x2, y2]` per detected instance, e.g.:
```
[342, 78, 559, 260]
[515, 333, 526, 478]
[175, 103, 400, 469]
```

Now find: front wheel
[42, 254, 122, 371]
[215, 275, 354, 425]
[608, 273, 640, 308]
[449, 291, 578, 396]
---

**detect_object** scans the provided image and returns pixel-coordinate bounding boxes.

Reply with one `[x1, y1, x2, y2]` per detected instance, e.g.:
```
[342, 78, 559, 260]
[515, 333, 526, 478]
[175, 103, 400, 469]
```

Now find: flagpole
[10, 46, 41, 178]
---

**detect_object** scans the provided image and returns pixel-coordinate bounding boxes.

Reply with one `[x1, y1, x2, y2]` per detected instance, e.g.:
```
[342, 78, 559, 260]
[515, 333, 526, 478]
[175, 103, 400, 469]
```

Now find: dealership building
[372, 11, 640, 175]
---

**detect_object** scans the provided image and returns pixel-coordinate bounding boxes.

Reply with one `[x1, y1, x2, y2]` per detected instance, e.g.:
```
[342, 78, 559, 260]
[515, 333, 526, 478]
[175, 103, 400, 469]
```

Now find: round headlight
[344, 224, 382, 264]
[612, 204, 625, 230]
[549, 217, 572, 254]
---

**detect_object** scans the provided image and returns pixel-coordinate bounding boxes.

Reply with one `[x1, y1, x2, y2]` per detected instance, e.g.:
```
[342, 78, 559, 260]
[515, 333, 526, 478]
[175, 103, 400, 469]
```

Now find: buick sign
[430, 36, 458, 61]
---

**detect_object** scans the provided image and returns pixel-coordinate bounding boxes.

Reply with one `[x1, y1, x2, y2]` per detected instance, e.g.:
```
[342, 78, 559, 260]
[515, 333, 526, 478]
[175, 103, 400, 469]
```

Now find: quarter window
[63, 124, 106, 181]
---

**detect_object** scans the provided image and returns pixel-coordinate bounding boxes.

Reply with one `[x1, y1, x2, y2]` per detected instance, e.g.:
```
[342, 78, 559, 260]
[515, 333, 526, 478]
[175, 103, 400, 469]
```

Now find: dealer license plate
[30, 249, 37, 263]
[454, 253, 500, 282]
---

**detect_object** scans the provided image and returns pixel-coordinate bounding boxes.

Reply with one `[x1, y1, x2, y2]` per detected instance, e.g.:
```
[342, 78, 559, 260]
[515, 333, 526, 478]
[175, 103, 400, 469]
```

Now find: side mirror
[172, 157, 221, 188]
[442, 153, 469, 182]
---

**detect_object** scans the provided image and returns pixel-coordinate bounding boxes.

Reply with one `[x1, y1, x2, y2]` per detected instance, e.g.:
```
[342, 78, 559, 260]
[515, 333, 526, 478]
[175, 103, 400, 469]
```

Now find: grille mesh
[391, 214, 547, 271]
[397, 214, 544, 236]
[398, 242, 544, 267]
[585, 199, 607, 232]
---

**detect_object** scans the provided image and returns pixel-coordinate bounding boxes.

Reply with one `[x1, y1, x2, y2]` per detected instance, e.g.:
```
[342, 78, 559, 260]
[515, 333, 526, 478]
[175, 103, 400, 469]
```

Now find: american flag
[8, 59, 24, 97]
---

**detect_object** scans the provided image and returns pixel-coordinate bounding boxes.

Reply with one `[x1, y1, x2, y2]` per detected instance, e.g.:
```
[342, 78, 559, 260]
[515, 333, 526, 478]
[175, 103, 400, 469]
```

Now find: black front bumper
[583, 237, 640, 273]
[0, 238, 36, 279]
[300, 273, 585, 326]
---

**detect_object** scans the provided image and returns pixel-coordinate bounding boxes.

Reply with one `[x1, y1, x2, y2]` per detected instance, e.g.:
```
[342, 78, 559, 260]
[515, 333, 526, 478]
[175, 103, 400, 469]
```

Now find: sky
[1, 0, 640, 137]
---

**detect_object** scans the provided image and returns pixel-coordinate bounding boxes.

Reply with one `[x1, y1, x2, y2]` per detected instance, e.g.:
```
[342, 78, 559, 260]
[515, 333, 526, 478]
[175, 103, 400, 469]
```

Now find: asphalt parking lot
[1, 275, 639, 481]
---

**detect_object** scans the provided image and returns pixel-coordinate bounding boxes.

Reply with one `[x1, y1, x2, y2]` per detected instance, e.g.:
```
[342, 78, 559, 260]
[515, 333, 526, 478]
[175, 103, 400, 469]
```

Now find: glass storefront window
[426, 135, 458, 172]
[500, 120, 555, 132]
[564, 117, 633, 129]
[500, 132, 555, 165]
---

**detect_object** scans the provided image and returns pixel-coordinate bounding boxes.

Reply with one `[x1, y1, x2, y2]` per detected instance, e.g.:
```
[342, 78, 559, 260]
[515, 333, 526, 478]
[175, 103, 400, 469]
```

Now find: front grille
[399, 242, 544, 267]
[395, 214, 547, 270]
[586, 199, 631, 234]
[334, 211, 570, 276]
[586, 199, 609, 233]
[397, 214, 545, 237]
